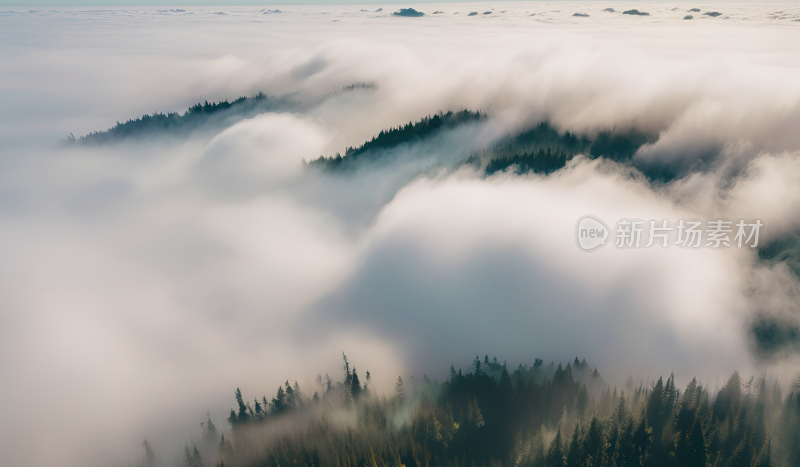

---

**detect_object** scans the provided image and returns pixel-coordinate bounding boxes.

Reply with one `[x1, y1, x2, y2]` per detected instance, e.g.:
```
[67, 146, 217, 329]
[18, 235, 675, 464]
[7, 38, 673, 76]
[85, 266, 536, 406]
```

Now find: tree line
[72, 92, 294, 145]
[305, 110, 486, 171]
[140, 353, 798, 467]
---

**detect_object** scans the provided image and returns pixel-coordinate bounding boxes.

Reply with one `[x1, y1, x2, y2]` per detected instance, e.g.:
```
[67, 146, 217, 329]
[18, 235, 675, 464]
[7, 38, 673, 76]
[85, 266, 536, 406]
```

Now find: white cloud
[2, 3, 800, 466]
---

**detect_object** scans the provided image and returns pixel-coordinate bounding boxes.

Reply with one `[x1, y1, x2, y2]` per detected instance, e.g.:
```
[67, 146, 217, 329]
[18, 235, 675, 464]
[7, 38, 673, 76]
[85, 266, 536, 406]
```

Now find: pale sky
[3, 0, 496, 6]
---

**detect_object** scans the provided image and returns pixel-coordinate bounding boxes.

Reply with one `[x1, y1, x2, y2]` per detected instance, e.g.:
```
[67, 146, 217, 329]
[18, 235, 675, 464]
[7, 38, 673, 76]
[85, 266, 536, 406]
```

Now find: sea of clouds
[2, 2, 800, 465]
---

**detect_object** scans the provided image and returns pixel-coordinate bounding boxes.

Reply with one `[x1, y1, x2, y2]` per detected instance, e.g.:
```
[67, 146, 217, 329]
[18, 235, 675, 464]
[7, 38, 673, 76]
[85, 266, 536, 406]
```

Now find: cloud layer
[2, 3, 800, 466]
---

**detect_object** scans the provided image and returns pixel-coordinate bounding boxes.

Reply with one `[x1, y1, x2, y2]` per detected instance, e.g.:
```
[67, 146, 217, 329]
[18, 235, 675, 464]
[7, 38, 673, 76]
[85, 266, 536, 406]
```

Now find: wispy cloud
[2, 3, 800, 465]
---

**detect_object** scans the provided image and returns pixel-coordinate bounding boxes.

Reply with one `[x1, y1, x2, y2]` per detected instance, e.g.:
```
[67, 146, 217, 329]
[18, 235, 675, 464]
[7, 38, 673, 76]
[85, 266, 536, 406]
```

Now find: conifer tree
[545, 429, 563, 467]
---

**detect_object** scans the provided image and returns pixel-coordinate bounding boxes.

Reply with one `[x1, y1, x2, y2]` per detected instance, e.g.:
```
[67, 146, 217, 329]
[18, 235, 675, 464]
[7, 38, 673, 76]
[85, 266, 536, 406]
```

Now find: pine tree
[142, 437, 156, 467]
[467, 398, 485, 429]
[217, 433, 235, 465]
[581, 417, 603, 467]
[185, 444, 204, 467]
[351, 368, 362, 400]
[272, 385, 287, 414]
[632, 418, 652, 467]
[201, 412, 218, 444]
[234, 388, 249, 424]
[674, 418, 706, 467]
[545, 430, 564, 467]
[565, 425, 581, 467]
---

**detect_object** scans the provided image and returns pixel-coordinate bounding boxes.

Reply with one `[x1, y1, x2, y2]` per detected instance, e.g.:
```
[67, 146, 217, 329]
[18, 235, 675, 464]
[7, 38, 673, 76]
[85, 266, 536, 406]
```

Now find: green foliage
[482, 123, 652, 176]
[307, 114, 653, 181]
[72, 84, 376, 145]
[187, 355, 796, 467]
[485, 148, 569, 175]
[75, 92, 293, 144]
[306, 110, 486, 171]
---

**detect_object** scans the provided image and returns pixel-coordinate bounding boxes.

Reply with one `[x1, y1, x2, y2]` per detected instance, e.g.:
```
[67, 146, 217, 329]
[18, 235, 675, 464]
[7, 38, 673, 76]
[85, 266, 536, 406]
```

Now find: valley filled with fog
[2, 3, 800, 466]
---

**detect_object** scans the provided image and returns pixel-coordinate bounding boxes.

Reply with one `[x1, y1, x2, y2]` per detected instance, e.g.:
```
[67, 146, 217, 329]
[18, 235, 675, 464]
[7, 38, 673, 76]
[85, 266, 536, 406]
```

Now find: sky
[10, 0, 554, 6]
[2, 2, 800, 466]
[9, 0, 603, 6]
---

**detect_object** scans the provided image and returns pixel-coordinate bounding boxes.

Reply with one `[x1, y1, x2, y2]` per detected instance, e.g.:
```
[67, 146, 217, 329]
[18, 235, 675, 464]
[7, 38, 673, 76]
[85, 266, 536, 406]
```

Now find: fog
[2, 3, 800, 466]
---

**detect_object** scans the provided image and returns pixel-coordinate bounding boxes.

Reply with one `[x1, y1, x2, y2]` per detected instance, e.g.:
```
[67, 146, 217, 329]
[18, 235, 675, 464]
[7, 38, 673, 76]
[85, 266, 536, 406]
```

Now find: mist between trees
[140, 354, 799, 467]
[66, 84, 374, 145]
[73, 99, 800, 355]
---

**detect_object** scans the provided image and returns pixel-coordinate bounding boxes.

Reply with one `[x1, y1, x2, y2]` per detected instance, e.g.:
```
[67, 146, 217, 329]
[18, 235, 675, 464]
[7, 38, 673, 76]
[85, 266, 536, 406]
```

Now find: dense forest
[305, 110, 487, 171]
[143, 354, 799, 467]
[72, 92, 297, 144]
[304, 114, 653, 177]
[69, 84, 374, 144]
[479, 123, 651, 176]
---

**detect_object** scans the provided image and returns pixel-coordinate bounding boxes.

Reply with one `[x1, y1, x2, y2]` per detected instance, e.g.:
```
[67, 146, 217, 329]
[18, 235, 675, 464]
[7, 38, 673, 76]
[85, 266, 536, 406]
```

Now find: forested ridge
[302, 112, 799, 347]
[305, 115, 653, 175]
[71, 84, 378, 145]
[306, 110, 487, 171]
[143, 354, 799, 467]
[72, 100, 800, 352]
[71, 92, 299, 145]
[479, 123, 651, 176]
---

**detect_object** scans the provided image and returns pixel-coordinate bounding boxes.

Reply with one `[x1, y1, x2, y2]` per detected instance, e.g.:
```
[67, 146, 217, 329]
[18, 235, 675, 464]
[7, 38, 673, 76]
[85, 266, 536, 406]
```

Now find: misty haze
[2, 2, 800, 467]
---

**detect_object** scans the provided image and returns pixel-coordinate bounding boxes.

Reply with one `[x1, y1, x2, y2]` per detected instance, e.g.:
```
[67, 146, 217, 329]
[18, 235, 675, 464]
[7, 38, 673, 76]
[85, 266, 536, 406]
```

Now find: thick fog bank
[1, 3, 800, 466]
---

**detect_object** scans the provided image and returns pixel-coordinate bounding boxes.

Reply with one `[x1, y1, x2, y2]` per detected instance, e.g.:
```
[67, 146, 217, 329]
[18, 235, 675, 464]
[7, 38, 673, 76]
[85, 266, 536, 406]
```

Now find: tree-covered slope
[73, 101, 800, 289]
[74, 92, 296, 144]
[163, 354, 796, 467]
[306, 110, 486, 171]
[307, 114, 654, 177]
[71, 84, 374, 144]
[479, 123, 653, 176]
